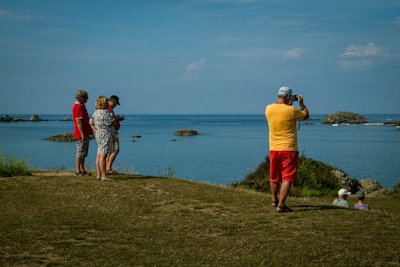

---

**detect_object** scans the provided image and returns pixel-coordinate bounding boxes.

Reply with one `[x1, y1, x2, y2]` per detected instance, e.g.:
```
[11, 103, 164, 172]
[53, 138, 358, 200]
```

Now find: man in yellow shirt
[265, 86, 309, 212]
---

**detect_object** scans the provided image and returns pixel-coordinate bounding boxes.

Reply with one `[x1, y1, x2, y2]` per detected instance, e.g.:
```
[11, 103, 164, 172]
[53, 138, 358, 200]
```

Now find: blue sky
[1, 0, 399, 115]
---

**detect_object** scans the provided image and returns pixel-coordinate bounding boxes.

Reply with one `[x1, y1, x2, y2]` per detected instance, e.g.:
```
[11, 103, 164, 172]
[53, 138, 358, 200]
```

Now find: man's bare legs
[76, 157, 85, 173]
[270, 181, 280, 205]
[270, 181, 292, 211]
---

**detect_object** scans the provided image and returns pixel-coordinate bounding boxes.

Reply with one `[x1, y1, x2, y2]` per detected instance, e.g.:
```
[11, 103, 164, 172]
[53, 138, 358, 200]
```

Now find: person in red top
[72, 90, 93, 176]
[106, 95, 125, 174]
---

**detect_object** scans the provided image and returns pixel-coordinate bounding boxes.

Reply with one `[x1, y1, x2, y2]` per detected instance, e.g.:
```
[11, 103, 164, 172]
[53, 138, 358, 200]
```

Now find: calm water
[0, 114, 399, 188]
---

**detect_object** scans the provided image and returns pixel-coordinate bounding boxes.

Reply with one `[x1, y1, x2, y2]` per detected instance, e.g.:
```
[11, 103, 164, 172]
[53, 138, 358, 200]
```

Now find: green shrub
[232, 155, 342, 197]
[0, 154, 32, 177]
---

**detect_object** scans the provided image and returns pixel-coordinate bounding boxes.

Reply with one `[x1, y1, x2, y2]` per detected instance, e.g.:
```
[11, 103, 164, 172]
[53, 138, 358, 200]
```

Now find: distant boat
[332, 124, 339, 127]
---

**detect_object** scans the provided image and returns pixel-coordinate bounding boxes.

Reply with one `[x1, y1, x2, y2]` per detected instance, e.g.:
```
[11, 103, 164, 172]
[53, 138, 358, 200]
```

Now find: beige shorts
[112, 132, 119, 151]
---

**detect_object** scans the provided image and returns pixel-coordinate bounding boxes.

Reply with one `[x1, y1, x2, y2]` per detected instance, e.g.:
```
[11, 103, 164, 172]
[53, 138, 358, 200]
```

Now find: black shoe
[277, 206, 292, 212]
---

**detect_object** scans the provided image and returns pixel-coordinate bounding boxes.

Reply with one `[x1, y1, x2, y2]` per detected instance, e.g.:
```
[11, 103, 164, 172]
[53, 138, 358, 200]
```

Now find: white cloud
[339, 42, 382, 58]
[187, 58, 206, 72]
[179, 58, 206, 81]
[338, 43, 385, 70]
[282, 48, 304, 59]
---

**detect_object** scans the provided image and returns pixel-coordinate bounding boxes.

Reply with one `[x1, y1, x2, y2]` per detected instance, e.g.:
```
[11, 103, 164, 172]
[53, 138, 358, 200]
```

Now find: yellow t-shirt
[265, 103, 307, 151]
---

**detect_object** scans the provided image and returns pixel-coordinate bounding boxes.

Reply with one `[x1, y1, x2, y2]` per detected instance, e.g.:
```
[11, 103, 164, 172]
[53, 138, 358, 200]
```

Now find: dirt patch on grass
[33, 170, 77, 176]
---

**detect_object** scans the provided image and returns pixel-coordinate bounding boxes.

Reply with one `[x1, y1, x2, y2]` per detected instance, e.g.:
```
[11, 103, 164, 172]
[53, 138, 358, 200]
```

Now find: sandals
[75, 171, 91, 176]
[277, 205, 292, 212]
[272, 199, 292, 212]
[106, 169, 118, 174]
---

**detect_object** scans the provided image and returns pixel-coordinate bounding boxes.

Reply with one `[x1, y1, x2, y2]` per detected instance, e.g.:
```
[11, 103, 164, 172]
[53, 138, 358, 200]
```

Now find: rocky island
[0, 114, 46, 122]
[322, 111, 368, 125]
[174, 129, 199, 136]
[45, 133, 94, 142]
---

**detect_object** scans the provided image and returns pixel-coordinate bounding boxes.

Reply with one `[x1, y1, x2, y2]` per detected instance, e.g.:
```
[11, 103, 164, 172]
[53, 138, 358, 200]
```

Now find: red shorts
[269, 151, 299, 183]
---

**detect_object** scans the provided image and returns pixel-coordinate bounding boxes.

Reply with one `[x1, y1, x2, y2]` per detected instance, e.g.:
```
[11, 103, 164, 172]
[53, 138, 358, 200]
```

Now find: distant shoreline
[2, 113, 400, 126]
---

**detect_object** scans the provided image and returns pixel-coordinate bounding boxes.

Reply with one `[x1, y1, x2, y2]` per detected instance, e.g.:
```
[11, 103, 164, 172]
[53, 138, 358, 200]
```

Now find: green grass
[1, 172, 399, 266]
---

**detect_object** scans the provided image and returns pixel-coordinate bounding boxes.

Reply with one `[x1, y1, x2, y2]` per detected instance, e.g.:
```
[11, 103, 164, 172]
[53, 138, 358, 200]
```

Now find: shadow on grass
[110, 174, 166, 181]
[291, 204, 350, 212]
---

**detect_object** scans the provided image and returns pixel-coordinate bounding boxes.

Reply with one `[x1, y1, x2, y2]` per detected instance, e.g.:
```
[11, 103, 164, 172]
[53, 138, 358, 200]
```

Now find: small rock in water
[174, 129, 199, 136]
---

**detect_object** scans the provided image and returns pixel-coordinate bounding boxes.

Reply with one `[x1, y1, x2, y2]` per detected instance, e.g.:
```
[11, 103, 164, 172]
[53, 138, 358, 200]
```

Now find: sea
[0, 114, 399, 188]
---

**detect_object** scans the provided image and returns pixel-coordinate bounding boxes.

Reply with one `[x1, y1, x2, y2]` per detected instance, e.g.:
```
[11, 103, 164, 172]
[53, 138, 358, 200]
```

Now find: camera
[292, 95, 298, 102]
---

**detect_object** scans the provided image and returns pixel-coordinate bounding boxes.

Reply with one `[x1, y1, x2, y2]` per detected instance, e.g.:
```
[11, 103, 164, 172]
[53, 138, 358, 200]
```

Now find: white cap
[338, 188, 351, 196]
[278, 86, 292, 96]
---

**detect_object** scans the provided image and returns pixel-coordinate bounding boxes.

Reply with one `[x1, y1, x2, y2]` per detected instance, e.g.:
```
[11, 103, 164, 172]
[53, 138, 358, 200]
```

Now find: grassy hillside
[1, 172, 399, 266]
[233, 155, 366, 197]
